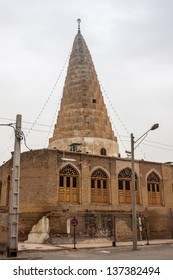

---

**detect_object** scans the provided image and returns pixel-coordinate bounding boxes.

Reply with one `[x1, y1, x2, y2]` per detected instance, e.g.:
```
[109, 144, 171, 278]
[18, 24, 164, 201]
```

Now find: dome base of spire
[48, 136, 119, 157]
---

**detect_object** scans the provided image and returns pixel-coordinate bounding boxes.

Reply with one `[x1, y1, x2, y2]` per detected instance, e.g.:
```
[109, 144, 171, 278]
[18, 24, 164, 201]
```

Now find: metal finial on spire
[77, 18, 81, 33]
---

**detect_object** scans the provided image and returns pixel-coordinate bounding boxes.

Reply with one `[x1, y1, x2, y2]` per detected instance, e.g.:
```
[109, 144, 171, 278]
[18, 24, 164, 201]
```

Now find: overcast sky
[0, 0, 173, 165]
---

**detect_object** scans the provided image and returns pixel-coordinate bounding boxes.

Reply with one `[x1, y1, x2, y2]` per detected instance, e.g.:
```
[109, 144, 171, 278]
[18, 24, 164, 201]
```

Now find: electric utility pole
[7, 114, 22, 257]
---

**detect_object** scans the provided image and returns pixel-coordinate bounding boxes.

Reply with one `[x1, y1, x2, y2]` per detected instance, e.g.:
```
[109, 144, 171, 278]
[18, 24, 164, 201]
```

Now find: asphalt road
[1, 243, 173, 260]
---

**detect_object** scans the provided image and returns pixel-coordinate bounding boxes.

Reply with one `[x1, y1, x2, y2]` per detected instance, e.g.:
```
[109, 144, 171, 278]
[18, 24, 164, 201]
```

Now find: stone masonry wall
[0, 149, 173, 243]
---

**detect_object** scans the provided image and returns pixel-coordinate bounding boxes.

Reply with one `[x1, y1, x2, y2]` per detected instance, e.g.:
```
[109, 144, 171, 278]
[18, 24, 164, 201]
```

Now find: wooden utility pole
[7, 114, 22, 257]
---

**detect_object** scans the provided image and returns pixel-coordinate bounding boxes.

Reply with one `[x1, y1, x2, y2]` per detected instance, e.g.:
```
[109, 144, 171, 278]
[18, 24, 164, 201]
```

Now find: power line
[99, 81, 147, 158]
[120, 137, 173, 152]
[99, 81, 129, 152]
[43, 90, 63, 148]
[142, 142, 173, 152]
[0, 117, 54, 128]
[25, 50, 71, 138]
[145, 139, 173, 148]
[1, 118, 172, 151]
[0, 50, 71, 161]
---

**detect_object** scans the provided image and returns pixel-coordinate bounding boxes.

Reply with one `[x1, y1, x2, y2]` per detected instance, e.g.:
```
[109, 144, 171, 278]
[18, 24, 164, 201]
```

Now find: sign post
[71, 217, 78, 249]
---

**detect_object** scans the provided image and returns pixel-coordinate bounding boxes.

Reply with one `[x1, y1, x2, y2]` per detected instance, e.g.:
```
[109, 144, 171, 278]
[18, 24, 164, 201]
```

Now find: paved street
[1, 243, 173, 260]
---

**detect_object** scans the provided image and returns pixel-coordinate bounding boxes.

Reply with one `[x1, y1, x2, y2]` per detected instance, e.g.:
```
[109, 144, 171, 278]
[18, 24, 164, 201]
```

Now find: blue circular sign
[71, 218, 78, 226]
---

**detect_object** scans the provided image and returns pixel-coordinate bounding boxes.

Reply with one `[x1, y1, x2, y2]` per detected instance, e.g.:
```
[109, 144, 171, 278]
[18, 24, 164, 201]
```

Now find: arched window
[91, 168, 109, 203]
[118, 168, 139, 204]
[147, 171, 161, 205]
[100, 148, 107, 156]
[59, 165, 79, 204]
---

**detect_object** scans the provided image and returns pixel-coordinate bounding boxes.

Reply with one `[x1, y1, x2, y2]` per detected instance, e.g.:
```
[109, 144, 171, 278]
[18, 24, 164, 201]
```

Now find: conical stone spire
[48, 21, 119, 156]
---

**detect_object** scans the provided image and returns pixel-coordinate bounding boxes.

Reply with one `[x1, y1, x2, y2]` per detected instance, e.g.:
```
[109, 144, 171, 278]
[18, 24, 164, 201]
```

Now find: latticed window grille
[147, 171, 160, 183]
[118, 167, 137, 179]
[91, 169, 108, 179]
[59, 164, 78, 176]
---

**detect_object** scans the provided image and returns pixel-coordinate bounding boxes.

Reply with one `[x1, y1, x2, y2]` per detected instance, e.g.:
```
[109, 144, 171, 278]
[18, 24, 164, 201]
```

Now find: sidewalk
[18, 238, 173, 252]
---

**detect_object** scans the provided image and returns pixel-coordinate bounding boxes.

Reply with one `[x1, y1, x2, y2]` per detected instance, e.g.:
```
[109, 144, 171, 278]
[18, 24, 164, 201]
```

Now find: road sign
[71, 217, 78, 249]
[71, 217, 78, 226]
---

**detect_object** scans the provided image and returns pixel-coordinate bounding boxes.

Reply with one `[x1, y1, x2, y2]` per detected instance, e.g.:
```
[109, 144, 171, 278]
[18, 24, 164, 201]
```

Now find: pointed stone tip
[77, 18, 81, 33]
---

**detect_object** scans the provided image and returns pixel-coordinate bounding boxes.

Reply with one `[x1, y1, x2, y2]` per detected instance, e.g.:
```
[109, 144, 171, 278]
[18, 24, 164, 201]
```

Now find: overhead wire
[141, 142, 173, 152]
[1, 118, 172, 152]
[25, 50, 71, 139]
[21, 132, 32, 151]
[0, 117, 54, 128]
[99, 81, 129, 153]
[119, 135, 173, 152]
[43, 90, 63, 148]
[99, 80, 148, 158]
[97, 79, 173, 159]
[0, 50, 71, 163]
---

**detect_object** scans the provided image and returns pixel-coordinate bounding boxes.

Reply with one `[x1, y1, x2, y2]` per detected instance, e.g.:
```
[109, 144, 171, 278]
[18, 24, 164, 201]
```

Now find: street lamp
[131, 123, 159, 250]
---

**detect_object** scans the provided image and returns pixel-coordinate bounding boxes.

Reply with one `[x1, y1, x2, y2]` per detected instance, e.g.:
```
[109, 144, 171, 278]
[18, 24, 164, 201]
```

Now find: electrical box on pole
[7, 114, 22, 257]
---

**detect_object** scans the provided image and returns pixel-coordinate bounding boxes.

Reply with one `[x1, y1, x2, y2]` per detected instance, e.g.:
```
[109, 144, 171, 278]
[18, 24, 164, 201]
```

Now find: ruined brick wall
[145, 208, 173, 239]
[47, 211, 133, 242]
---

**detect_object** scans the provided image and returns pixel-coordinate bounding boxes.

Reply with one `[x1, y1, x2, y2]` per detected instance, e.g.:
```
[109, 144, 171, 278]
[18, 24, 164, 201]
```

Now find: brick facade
[0, 149, 173, 248]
